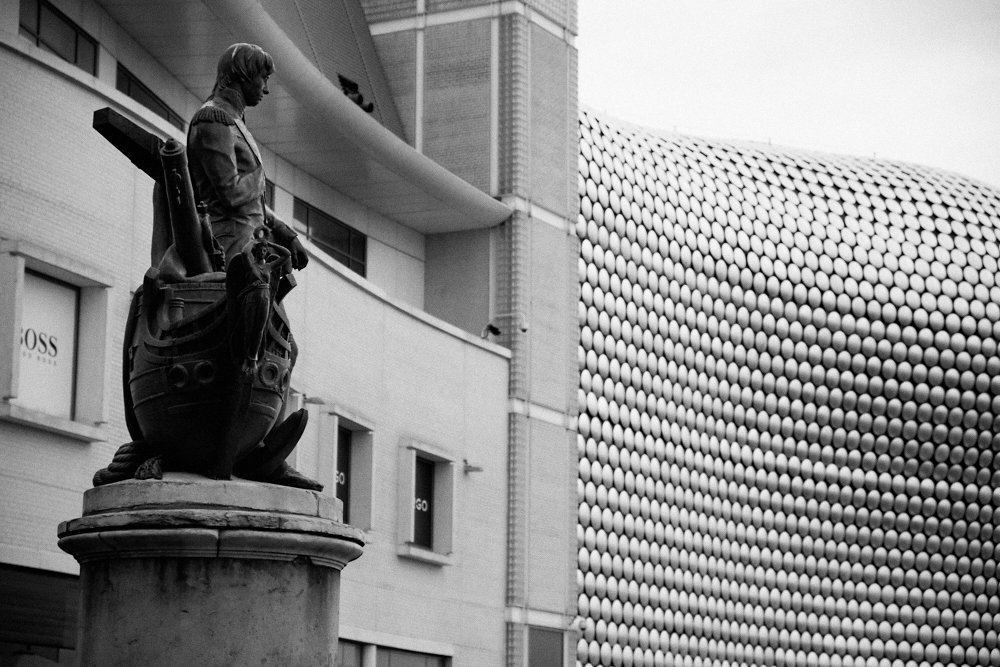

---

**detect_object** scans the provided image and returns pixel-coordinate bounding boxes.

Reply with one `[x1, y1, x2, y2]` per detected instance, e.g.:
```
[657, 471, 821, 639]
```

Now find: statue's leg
[234, 409, 322, 491]
[206, 360, 257, 480]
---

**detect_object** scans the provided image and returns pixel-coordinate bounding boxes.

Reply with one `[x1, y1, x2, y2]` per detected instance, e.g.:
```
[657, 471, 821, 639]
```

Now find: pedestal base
[58, 474, 364, 666]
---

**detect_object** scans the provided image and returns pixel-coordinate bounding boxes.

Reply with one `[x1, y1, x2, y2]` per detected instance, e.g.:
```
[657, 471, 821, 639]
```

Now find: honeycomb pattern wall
[575, 109, 1000, 667]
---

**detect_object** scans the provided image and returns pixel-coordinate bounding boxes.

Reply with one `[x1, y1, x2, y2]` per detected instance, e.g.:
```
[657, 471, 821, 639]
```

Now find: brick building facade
[0, 0, 579, 665]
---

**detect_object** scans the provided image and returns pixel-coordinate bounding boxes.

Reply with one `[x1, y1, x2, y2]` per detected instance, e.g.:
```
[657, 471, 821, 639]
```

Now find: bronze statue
[93, 44, 320, 490]
[187, 43, 307, 268]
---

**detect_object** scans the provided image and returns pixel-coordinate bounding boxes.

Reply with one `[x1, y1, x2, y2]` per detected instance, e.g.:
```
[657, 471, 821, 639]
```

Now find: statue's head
[211, 43, 275, 104]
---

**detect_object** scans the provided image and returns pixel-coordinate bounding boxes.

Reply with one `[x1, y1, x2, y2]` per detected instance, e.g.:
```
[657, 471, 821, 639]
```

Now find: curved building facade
[576, 109, 1000, 667]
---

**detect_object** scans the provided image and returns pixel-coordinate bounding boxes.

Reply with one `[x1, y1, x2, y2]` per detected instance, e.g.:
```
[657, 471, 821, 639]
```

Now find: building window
[412, 456, 435, 549]
[0, 564, 79, 657]
[336, 639, 364, 667]
[376, 647, 447, 667]
[18, 271, 79, 419]
[292, 198, 367, 277]
[397, 439, 454, 565]
[0, 240, 110, 441]
[338, 640, 449, 667]
[332, 413, 373, 530]
[116, 64, 185, 130]
[335, 426, 353, 523]
[265, 179, 275, 209]
[19, 0, 97, 76]
[528, 627, 564, 667]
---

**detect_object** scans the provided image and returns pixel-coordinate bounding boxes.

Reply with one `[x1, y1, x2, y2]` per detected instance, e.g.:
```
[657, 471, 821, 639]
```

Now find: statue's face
[240, 74, 269, 107]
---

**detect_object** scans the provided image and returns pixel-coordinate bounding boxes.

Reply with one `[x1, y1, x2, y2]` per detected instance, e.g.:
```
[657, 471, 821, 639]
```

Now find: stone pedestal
[58, 474, 364, 666]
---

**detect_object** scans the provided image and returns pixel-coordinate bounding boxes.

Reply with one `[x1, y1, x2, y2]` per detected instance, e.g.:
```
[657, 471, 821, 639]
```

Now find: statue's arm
[189, 122, 262, 209]
[265, 204, 309, 270]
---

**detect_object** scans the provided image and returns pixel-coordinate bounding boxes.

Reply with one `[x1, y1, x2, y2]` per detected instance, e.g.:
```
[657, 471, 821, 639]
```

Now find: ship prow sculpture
[92, 107, 319, 490]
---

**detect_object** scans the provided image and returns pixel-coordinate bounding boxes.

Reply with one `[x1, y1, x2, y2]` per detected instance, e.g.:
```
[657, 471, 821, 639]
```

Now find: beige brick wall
[530, 24, 575, 217]
[423, 20, 492, 192]
[2, 24, 513, 663]
[424, 228, 493, 336]
[282, 252, 510, 663]
[370, 30, 418, 146]
[359, 0, 417, 23]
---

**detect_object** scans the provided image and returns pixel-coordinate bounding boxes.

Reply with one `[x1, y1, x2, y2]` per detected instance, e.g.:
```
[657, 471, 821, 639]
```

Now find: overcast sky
[577, 0, 1000, 188]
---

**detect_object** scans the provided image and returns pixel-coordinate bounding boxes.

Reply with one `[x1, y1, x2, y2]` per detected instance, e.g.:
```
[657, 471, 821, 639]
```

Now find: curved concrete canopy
[97, 0, 511, 233]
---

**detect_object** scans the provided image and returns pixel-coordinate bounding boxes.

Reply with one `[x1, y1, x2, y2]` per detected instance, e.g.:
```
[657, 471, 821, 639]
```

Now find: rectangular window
[115, 64, 185, 130]
[528, 627, 564, 667]
[19, 0, 97, 76]
[397, 440, 454, 565]
[375, 647, 447, 667]
[0, 564, 79, 650]
[412, 456, 435, 549]
[335, 426, 352, 524]
[292, 198, 367, 276]
[265, 179, 276, 209]
[329, 413, 373, 530]
[19, 271, 79, 419]
[336, 639, 364, 667]
[0, 240, 110, 441]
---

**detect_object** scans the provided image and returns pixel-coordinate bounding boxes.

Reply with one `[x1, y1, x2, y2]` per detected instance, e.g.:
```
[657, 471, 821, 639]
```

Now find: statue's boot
[234, 408, 321, 490]
[263, 461, 323, 491]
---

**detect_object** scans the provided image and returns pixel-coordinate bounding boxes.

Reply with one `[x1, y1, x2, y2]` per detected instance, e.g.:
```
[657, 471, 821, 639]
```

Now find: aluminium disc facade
[576, 109, 1000, 667]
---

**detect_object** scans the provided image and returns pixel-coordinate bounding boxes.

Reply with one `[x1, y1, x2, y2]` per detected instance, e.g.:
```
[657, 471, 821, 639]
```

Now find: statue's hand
[289, 236, 309, 270]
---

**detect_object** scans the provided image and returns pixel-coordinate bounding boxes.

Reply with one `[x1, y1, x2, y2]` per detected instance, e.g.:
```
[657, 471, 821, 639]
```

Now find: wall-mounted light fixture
[480, 312, 528, 338]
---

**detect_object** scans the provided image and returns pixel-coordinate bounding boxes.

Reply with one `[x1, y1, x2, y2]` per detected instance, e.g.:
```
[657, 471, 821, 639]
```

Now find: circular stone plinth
[58, 474, 365, 665]
[59, 473, 364, 567]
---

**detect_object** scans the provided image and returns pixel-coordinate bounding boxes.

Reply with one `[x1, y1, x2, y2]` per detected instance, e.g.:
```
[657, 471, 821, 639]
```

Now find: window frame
[19, 269, 81, 420]
[19, 0, 98, 76]
[332, 412, 373, 530]
[0, 240, 111, 441]
[397, 438, 455, 566]
[527, 626, 566, 667]
[115, 63, 185, 130]
[291, 197, 367, 277]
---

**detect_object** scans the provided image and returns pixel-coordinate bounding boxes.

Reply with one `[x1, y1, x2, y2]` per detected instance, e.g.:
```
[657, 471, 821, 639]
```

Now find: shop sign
[19, 272, 78, 419]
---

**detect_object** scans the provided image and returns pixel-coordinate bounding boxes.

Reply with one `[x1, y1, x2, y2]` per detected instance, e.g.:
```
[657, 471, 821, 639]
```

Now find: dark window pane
[19, 0, 38, 36]
[336, 427, 352, 524]
[38, 4, 75, 62]
[291, 198, 366, 276]
[293, 199, 308, 226]
[350, 233, 366, 258]
[116, 64, 183, 129]
[27, 1, 98, 75]
[412, 457, 434, 549]
[528, 627, 563, 667]
[76, 33, 96, 75]
[336, 639, 363, 667]
[264, 179, 275, 208]
[0, 564, 79, 648]
[315, 219, 349, 250]
[377, 647, 445, 667]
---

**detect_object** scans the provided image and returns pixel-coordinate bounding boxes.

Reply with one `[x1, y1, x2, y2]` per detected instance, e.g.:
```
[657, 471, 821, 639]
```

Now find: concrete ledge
[59, 474, 364, 568]
[80, 473, 342, 519]
[396, 543, 452, 567]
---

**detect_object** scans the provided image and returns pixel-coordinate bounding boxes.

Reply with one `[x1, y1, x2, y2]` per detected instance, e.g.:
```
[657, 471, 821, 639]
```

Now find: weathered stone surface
[58, 474, 363, 665]
[81, 472, 339, 519]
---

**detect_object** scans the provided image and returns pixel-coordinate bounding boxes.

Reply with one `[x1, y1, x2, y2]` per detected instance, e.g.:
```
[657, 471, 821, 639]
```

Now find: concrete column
[58, 474, 364, 666]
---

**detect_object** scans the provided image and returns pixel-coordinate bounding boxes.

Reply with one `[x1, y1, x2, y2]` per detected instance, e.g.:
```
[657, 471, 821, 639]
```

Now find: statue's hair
[211, 43, 275, 97]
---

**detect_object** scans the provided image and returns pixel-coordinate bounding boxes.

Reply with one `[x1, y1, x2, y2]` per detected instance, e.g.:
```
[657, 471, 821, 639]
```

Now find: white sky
[577, 0, 1000, 188]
